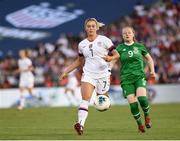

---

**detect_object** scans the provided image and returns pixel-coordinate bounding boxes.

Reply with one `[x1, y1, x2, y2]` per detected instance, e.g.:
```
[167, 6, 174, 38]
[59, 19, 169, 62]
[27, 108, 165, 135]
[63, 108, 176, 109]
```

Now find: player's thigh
[19, 77, 27, 91]
[19, 87, 26, 93]
[27, 87, 34, 94]
[96, 76, 110, 95]
[136, 87, 147, 97]
[19, 77, 26, 88]
[135, 77, 147, 97]
[81, 75, 95, 101]
[121, 83, 136, 98]
[81, 82, 95, 101]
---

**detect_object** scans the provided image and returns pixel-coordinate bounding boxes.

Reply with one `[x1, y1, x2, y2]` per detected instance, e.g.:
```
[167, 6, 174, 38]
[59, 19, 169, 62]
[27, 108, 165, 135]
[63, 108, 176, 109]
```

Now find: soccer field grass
[0, 103, 180, 140]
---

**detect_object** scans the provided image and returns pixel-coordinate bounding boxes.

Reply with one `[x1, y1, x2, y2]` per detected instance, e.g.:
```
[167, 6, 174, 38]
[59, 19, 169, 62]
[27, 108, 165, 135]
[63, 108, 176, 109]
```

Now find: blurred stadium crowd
[0, 0, 179, 88]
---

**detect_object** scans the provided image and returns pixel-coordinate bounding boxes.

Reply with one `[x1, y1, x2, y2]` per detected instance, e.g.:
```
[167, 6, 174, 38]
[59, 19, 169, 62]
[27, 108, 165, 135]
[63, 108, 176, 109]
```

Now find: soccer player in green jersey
[103, 26, 156, 133]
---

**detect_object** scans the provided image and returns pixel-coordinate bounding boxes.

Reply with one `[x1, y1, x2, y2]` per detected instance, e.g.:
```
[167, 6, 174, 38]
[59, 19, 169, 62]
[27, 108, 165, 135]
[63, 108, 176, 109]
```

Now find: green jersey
[116, 42, 148, 84]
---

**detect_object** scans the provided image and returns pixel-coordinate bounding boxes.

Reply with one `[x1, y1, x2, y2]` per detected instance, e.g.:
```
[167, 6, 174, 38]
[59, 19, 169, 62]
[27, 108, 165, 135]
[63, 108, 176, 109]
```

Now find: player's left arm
[103, 49, 120, 62]
[144, 53, 156, 78]
[108, 46, 118, 68]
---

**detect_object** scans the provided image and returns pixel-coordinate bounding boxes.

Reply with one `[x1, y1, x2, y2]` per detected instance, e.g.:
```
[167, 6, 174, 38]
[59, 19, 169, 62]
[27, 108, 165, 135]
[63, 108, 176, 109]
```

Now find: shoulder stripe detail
[108, 45, 116, 52]
[78, 53, 83, 57]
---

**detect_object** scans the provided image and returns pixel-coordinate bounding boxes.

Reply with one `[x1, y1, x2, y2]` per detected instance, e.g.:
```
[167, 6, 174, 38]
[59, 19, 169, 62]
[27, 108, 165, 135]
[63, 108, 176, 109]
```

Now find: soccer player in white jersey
[64, 70, 79, 106]
[59, 18, 116, 135]
[16, 49, 35, 110]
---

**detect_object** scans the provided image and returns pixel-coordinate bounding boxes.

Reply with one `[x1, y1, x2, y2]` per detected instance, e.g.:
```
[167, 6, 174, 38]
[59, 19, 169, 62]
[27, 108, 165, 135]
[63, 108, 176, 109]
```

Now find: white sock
[78, 100, 89, 127]
[19, 95, 25, 108]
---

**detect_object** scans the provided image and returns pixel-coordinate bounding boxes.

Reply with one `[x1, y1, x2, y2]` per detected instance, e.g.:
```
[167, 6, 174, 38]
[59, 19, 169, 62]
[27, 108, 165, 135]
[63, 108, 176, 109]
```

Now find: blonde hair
[20, 49, 31, 58]
[84, 18, 105, 30]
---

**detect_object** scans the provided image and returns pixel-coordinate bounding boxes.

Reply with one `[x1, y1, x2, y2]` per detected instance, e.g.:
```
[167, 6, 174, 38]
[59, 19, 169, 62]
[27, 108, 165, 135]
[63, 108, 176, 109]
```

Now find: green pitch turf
[0, 103, 180, 140]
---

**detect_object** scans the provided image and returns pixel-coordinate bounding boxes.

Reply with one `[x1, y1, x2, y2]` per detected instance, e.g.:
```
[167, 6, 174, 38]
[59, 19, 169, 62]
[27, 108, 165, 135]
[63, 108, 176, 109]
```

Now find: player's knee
[19, 87, 25, 92]
[82, 94, 91, 101]
[127, 94, 137, 103]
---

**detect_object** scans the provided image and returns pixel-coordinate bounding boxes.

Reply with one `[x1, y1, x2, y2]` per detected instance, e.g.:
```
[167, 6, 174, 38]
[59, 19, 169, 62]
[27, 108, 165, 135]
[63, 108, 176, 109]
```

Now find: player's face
[19, 50, 26, 58]
[85, 21, 98, 36]
[122, 27, 134, 42]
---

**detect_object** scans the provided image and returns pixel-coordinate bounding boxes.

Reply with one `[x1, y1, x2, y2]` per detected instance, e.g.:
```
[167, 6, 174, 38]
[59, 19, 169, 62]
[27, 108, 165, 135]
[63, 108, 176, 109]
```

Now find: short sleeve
[115, 44, 121, 55]
[27, 59, 32, 66]
[78, 44, 83, 56]
[141, 44, 148, 56]
[18, 60, 20, 67]
[103, 36, 114, 49]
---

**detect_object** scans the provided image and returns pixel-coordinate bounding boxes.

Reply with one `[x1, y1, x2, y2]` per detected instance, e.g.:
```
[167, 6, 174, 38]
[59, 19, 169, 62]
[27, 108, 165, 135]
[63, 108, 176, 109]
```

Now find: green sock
[130, 102, 142, 126]
[138, 96, 150, 117]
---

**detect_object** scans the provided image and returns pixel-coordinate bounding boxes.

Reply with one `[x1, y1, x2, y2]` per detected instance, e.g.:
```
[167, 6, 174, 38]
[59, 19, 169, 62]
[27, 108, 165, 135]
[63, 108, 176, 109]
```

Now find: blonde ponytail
[97, 22, 105, 28]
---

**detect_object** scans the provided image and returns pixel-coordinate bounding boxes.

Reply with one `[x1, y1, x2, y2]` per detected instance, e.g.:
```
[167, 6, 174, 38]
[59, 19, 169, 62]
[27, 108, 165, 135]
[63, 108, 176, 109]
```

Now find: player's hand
[102, 56, 112, 62]
[13, 69, 20, 75]
[22, 69, 29, 72]
[59, 72, 68, 80]
[150, 71, 156, 79]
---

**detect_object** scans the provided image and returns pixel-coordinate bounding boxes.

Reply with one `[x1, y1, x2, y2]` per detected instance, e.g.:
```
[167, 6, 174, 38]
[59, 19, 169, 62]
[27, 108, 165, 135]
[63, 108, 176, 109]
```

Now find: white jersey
[18, 58, 34, 87]
[78, 35, 113, 79]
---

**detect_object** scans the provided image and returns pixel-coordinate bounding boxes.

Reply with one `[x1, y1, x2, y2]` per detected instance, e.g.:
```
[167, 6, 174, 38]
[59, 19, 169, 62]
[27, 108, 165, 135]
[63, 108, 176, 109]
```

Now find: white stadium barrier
[0, 84, 180, 108]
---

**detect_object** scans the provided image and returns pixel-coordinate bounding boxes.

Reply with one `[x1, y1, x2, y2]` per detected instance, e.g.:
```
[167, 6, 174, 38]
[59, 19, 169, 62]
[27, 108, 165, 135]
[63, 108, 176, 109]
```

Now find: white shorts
[81, 74, 110, 94]
[19, 76, 34, 88]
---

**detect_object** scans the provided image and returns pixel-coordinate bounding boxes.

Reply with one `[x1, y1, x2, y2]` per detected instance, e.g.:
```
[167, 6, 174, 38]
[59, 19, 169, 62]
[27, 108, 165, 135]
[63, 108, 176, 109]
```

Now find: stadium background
[0, 0, 180, 140]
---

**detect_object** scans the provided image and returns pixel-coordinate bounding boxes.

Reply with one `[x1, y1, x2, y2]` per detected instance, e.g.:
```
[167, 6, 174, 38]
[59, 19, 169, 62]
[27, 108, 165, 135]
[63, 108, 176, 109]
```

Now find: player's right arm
[103, 50, 120, 62]
[59, 56, 84, 80]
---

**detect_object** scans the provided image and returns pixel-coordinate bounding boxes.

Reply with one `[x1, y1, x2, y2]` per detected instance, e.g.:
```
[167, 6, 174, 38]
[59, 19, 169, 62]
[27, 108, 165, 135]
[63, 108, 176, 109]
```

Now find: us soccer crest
[133, 47, 139, 54]
[6, 2, 84, 29]
[89, 44, 93, 48]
